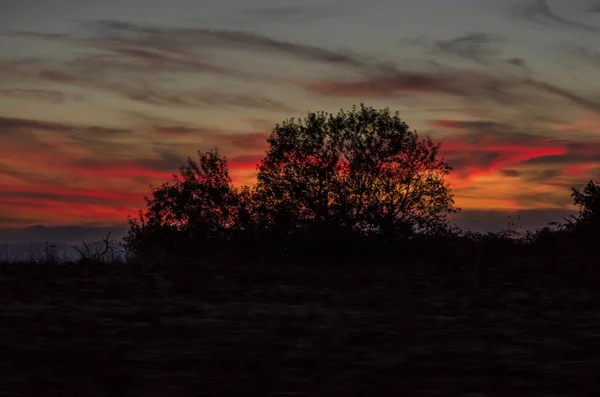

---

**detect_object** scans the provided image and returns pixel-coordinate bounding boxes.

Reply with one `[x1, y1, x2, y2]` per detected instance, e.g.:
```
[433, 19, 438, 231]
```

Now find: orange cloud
[0, 198, 136, 226]
[437, 132, 567, 183]
[564, 162, 600, 177]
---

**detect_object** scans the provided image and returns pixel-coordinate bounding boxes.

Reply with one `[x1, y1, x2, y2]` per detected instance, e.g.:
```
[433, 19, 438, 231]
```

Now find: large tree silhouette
[255, 104, 457, 242]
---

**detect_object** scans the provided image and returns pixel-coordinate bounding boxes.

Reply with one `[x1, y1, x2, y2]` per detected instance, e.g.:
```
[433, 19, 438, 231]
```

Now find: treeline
[124, 105, 600, 264]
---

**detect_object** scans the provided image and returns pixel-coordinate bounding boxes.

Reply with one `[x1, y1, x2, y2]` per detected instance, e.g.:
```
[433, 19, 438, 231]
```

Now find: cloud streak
[510, 0, 600, 33]
[0, 89, 80, 103]
[111, 84, 293, 111]
[567, 45, 600, 68]
[0, 58, 291, 111]
[0, 116, 131, 136]
[85, 19, 369, 69]
[432, 32, 505, 64]
[432, 117, 600, 187]
[300, 68, 600, 115]
[11, 19, 369, 74]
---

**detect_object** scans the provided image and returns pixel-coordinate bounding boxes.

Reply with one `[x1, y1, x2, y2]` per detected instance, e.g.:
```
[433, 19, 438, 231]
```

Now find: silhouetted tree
[566, 177, 600, 251]
[125, 149, 245, 261]
[255, 104, 457, 246]
[572, 178, 600, 225]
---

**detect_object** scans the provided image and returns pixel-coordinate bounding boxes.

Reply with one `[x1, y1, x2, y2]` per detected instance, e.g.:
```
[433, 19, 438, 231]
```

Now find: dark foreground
[1, 257, 600, 396]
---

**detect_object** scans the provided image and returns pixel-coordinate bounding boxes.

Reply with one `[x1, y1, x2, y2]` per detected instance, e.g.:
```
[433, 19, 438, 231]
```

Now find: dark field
[1, 257, 600, 396]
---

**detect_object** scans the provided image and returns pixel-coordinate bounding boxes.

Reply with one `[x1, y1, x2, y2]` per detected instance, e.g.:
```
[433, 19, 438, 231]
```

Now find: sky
[1, 0, 600, 241]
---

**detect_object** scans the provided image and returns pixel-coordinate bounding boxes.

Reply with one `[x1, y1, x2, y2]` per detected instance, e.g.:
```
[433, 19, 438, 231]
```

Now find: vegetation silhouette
[126, 105, 458, 262]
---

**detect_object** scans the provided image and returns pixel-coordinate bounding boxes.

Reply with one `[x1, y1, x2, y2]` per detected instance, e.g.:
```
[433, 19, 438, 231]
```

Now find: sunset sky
[1, 0, 600, 240]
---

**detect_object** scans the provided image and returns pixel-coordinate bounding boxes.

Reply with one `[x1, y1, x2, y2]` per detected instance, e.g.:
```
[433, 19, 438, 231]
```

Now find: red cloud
[564, 162, 600, 177]
[431, 118, 569, 183]
[0, 198, 135, 226]
[228, 154, 263, 171]
[79, 165, 174, 181]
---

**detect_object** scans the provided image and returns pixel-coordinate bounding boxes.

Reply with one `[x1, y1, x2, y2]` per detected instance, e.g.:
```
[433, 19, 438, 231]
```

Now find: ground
[1, 257, 599, 396]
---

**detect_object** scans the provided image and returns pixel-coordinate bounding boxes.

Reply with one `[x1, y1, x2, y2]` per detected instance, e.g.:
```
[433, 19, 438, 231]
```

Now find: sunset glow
[1, 0, 599, 236]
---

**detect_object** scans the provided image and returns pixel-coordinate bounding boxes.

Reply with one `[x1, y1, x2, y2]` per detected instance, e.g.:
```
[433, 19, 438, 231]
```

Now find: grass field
[1, 257, 600, 396]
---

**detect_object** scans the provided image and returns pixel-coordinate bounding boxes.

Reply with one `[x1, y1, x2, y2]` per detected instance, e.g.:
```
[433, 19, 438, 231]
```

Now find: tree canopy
[255, 104, 457, 241]
[572, 179, 600, 226]
[125, 149, 243, 260]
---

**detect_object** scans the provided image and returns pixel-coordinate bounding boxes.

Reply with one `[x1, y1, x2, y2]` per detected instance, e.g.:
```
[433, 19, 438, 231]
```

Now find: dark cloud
[0, 89, 79, 103]
[432, 32, 504, 64]
[7, 37, 234, 77]
[86, 19, 369, 68]
[37, 69, 90, 84]
[0, 58, 291, 111]
[505, 57, 528, 68]
[136, 150, 185, 174]
[303, 70, 485, 98]
[13, 20, 368, 71]
[112, 84, 292, 111]
[152, 125, 215, 136]
[567, 45, 600, 68]
[526, 79, 600, 113]
[222, 132, 270, 151]
[527, 168, 562, 181]
[0, 163, 64, 186]
[501, 169, 522, 177]
[150, 124, 269, 152]
[8, 31, 69, 40]
[0, 116, 131, 136]
[303, 67, 536, 106]
[105, 48, 230, 74]
[446, 151, 509, 173]
[302, 68, 600, 114]
[431, 119, 522, 135]
[524, 146, 600, 166]
[510, 0, 600, 33]
[523, 154, 575, 165]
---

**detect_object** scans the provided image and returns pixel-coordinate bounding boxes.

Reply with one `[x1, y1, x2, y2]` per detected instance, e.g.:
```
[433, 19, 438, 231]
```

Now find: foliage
[123, 106, 600, 264]
[571, 179, 600, 226]
[565, 178, 600, 249]
[125, 149, 245, 261]
[255, 104, 457, 244]
[124, 105, 458, 261]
